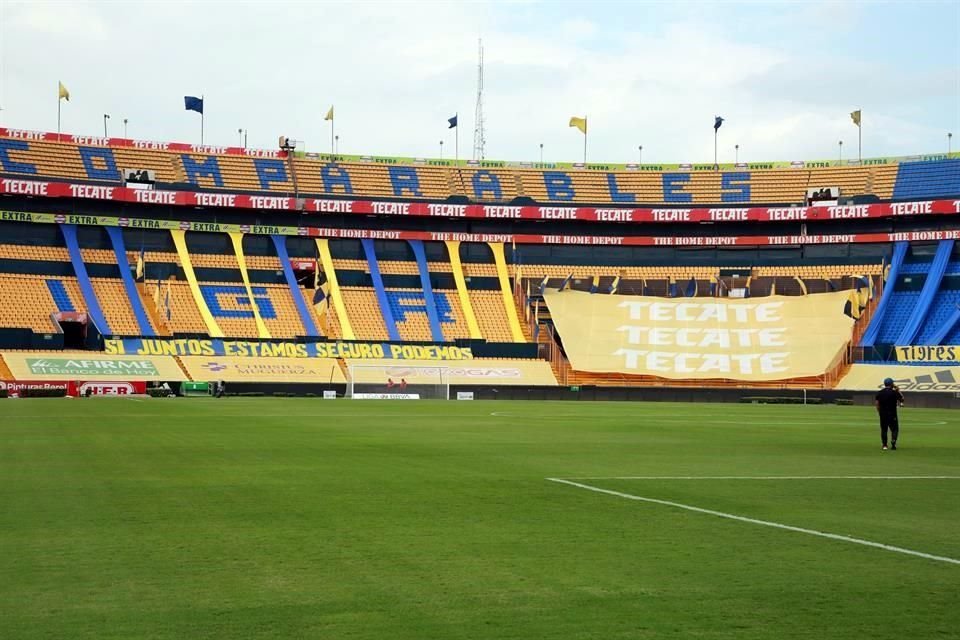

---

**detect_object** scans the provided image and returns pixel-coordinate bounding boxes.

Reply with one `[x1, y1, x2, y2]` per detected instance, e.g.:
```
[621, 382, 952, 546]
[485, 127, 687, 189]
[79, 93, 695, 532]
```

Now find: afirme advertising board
[0, 353, 186, 381]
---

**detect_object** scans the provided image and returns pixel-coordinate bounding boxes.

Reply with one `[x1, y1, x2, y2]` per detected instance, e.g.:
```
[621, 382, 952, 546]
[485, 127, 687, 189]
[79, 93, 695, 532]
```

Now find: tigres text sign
[543, 290, 854, 381]
[894, 346, 960, 363]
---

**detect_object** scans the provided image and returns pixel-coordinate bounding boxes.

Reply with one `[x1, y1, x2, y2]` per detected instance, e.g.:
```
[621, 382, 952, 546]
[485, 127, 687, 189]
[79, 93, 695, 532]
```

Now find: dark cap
[883, 377, 894, 387]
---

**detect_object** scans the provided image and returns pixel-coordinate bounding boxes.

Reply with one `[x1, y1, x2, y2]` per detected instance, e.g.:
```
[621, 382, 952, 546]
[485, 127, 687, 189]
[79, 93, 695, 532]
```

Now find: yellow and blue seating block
[7, 134, 950, 204]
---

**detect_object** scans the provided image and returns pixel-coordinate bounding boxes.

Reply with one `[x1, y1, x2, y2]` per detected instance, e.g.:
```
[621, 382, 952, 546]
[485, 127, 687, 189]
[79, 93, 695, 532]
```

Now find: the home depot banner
[543, 290, 854, 381]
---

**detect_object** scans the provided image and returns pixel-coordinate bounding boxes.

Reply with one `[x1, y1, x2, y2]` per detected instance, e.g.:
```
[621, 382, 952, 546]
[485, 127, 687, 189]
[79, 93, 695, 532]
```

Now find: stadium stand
[149, 280, 206, 335]
[45, 279, 76, 311]
[0, 274, 73, 331]
[7, 132, 957, 205]
[0, 222, 902, 389]
[861, 251, 960, 348]
[865, 291, 921, 345]
[470, 290, 520, 343]
[892, 159, 960, 199]
[339, 287, 390, 340]
[0, 226, 892, 346]
[916, 289, 960, 344]
[4, 127, 958, 390]
[90, 277, 152, 336]
[855, 241, 960, 350]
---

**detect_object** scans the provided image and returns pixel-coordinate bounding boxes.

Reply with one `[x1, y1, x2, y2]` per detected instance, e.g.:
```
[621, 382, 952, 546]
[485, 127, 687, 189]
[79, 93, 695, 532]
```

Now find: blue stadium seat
[892, 159, 960, 199]
[915, 289, 960, 344]
[45, 279, 75, 312]
[200, 285, 277, 319]
[876, 291, 921, 344]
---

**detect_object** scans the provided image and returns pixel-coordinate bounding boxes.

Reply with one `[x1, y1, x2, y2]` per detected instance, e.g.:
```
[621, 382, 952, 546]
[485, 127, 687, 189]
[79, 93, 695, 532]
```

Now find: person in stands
[875, 378, 904, 450]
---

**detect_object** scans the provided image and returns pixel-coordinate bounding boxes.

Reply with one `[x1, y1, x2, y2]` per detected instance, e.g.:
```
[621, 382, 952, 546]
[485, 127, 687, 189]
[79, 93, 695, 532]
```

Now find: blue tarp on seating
[361, 239, 401, 341]
[59, 223, 112, 335]
[105, 227, 155, 336]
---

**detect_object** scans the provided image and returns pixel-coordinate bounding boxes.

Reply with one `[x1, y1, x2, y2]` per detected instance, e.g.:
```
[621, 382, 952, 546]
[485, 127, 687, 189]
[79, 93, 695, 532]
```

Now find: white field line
[488, 412, 949, 426]
[564, 476, 960, 480]
[547, 477, 960, 566]
[0, 414, 934, 426]
[0, 414, 949, 428]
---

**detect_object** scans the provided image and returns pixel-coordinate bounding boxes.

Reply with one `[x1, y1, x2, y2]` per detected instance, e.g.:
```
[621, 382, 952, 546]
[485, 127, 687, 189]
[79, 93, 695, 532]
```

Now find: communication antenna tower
[472, 39, 486, 161]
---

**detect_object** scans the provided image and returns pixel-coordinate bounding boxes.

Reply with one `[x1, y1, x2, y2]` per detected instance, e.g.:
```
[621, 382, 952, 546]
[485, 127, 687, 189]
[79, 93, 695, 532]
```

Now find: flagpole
[583, 129, 587, 164]
[201, 94, 205, 146]
[455, 112, 459, 165]
[330, 116, 334, 155]
[714, 128, 718, 170]
[57, 97, 61, 139]
[858, 108, 862, 163]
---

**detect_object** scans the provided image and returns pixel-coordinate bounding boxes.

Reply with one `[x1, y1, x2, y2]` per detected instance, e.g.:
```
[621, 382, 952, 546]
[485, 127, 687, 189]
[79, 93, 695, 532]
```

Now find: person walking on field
[875, 377, 905, 450]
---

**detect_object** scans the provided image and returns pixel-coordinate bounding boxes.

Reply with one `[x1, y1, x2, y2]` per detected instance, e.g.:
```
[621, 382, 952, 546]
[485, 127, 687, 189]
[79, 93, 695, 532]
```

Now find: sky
[1, 0, 958, 165]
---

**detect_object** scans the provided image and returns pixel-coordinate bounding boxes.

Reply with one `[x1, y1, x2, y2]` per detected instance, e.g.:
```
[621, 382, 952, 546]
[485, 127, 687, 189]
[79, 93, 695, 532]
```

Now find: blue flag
[447, 114, 458, 129]
[184, 96, 204, 114]
[714, 116, 724, 131]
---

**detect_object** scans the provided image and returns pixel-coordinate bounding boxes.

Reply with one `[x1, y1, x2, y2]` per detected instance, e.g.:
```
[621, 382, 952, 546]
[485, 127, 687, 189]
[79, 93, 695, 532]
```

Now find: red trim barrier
[0, 128, 284, 158]
[0, 380, 148, 397]
[1, 176, 958, 224]
[71, 381, 147, 396]
[5, 208, 960, 246]
[0, 380, 69, 396]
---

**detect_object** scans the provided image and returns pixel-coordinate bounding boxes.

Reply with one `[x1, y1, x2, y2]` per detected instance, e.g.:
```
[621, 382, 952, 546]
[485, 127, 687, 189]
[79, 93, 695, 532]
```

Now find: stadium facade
[1, 127, 959, 401]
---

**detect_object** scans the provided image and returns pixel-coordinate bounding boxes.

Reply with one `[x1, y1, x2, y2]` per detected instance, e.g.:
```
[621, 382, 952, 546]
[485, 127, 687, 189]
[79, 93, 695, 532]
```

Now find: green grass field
[1, 398, 958, 639]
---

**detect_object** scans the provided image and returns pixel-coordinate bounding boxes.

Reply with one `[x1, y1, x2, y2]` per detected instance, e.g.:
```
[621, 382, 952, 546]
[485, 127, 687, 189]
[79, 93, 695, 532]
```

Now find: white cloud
[5, 0, 107, 39]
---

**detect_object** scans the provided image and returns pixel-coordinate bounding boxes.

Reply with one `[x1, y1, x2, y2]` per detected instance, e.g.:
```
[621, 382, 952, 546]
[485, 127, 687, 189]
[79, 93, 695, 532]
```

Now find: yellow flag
[847, 290, 862, 319]
[324, 105, 334, 121]
[58, 81, 70, 101]
[850, 110, 861, 127]
[569, 116, 587, 134]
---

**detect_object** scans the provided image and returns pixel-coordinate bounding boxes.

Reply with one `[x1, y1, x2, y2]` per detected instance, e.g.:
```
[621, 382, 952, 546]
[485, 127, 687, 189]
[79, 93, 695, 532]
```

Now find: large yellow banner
[543, 290, 854, 381]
